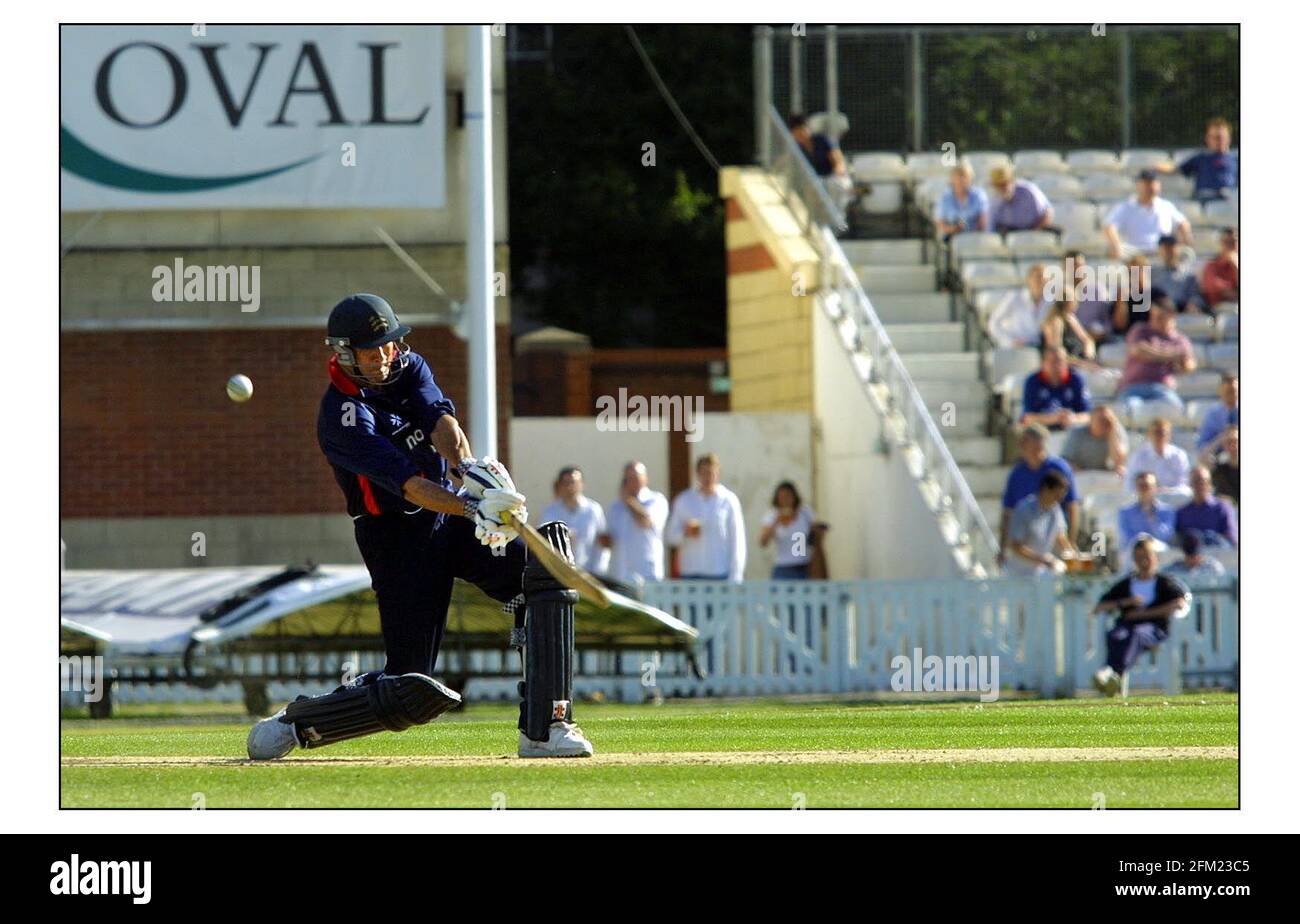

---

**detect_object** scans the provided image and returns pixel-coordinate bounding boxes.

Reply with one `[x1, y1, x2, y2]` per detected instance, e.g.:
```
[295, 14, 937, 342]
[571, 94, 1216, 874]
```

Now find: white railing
[763, 105, 848, 235]
[816, 226, 1001, 575]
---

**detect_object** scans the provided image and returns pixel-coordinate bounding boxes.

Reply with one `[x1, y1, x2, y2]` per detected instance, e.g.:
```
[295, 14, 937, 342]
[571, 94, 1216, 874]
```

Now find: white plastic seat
[967, 151, 1011, 178]
[1206, 342, 1239, 370]
[861, 183, 906, 215]
[1176, 371, 1224, 399]
[1190, 228, 1221, 256]
[916, 176, 950, 213]
[1178, 314, 1218, 342]
[1074, 470, 1124, 497]
[906, 152, 949, 179]
[1014, 150, 1069, 174]
[1034, 174, 1084, 200]
[1098, 341, 1127, 368]
[1123, 149, 1172, 172]
[1161, 174, 1194, 199]
[988, 347, 1042, 385]
[1173, 199, 1206, 225]
[1218, 313, 1239, 340]
[1006, 230, 1062, 259]
[1067, 150, 1123, 173]
[951, 231, 1010, 261]
[851, 152, 907, 182]
[1182, 400, 1212, 430]
[1084, 173, 1134, 200]
[1060, 229, 1110, 259]
[1083, 369, 1120, 399]
[974, 287, 1022, 323]
[1123, 399, 1185, 430]
[1052, 201, 1099, 236]
[961, 261, 1022, 292]
[1204, 199, 1238, 228]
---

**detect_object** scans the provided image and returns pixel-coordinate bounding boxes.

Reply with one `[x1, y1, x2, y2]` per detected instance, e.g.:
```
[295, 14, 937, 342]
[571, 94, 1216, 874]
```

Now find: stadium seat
[1083, 369, 1120, 399]
[1066, 150, 1123, 174]
[1014, 150, 1069, 174]
[1034, 173, 1084, 201]
[914, 176, 949, 213]
[961, 261, 1022, 293]
[1171, 428, 1199, 455]
[987, 347, 1041, 385]
[952, 232, 1010, 262]
[1178, 314, 1218, 342]
[974, 287, 1022, 324]
[1177, 371, 1224, 399]
[861, 183, 907, 215]
[905, 152, 950, 180]
[1083, 173, 1134, 200]
[1006, 230, 1062, 259]
[1074, 470, 1124, 498]
[1182, 400, 1213, 430]
[1174, 199, 1207, 226]
[1161, 174, 1194, 199]
[1122, 149, 1172, 172]
[1098, 341, 1127, 368]
[1206, 342, 1239, 371]
[1059, 229, 1110, 259]
[1172, 147, 1201, 165]
[966, 151, 1011, 178]
[1122, 399, 1185, 430]
[851, 152, 908, 183]
[1053, 201, 1099, 235]
[1204, 199, 1238, 227]
[1217, 313, 1239, 340]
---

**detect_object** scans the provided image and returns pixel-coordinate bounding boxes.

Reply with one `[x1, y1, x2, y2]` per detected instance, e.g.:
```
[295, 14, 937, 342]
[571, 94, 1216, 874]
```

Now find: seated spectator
[1063, 406, 1129, 474]
[1004, 471, 1075, 577]
[1200, 228, 1238, 308]
[1021, 346, 1092, 430]
[934, 159, 989, 239]
[788, 113, 853, 211]
[1062, 251, 1116, 343]
[540, 466, 609, 573]
[988, 263, 1049, 348]
[988, 165, 1053, 233]
[1175, 465, 1238, 548]
[1170, 117, 1238, 202]
[1119, 471, 1178, 551]
[999, 423, 1079, 566]
[758, 481, 824, 580]
[1151, 236, 1207, 313]
[1165, 531, 1227, 580]
[1201, 425, 1239, 504]
[1196, 373, 1239, 450]
[1089, 535, 1192, 696]
[1110, 254, 1152, 336]
[1117, 302, 1196, 415]
[1125, 418, 1191, 495]
[1040, 298, 1098, 369]
[1103, 170, 1192, 258]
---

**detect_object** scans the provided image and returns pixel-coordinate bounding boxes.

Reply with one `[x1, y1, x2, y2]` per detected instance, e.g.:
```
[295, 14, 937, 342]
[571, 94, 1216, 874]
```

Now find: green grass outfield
[60, 694, 1239, 808]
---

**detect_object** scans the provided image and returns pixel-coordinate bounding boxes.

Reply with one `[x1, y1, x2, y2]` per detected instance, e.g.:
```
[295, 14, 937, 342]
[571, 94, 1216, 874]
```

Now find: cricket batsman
[247, 293, 594, 759]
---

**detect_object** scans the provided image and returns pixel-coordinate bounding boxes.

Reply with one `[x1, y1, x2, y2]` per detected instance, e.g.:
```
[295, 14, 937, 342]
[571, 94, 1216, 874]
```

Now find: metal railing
[763, 104, 847, 235]
[816, 225, 1001, 575]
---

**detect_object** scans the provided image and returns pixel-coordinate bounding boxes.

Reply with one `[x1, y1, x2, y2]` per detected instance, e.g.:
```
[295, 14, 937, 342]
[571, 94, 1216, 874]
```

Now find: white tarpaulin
[60, 25, 446, 210]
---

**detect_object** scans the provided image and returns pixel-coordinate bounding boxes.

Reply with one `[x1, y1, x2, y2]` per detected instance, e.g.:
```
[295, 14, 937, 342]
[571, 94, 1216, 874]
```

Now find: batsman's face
[354, 342, 396, 381]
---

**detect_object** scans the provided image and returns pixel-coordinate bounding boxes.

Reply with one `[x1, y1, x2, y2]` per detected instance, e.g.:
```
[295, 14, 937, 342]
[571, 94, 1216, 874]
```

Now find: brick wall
[60, 326, 512, 518]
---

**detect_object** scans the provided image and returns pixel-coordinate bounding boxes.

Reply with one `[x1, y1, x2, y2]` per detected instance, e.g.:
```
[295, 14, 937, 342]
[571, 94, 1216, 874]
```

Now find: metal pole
[465, 25, 497, 458]
[826, 25, 839, 138]
[910, 30, 924, 151]
[754, 26, 773, 165]
[1118, 28, 1133, 149]
[790, 29, 803, 114]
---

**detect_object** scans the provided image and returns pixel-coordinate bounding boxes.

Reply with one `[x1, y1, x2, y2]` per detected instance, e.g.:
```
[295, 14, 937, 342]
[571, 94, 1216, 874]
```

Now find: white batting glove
[466, 488, 527, 550]
[456, 457, 518, 499]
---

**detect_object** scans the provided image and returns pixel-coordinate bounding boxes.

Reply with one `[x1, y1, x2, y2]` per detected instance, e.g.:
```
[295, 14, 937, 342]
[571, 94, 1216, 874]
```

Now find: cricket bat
[503, 510, 612, 608]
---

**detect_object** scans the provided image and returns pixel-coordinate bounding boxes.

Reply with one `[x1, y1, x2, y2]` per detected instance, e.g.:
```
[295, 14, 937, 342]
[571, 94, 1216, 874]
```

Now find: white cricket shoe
[246, 708, 300, 760]
[1092, 667, 1122, 697]
[518, 721, 594, 758]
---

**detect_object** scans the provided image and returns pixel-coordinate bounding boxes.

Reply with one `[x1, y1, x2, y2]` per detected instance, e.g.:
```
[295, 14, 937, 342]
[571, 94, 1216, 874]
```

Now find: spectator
[540, 466, 609, 574]
[667, 453, 747, 582]
[603, 460, 669, 584]
[1125, 418, 1191, 495]
[1062, 406, 1129, 474]
[1117, 301, 1196, 416]
[1175, 465, 1238, 548]
[1103, 170, 1192, 258]
[1171, 117, 1238, 202]
[1196, 373, 1239, 450]
[758, 481, 823, 579]
[1040, 298, 1098, 369]
[1118, 471, 1178, 551]
[788, 113, 853, 212]
[1151, 236, 1207, 313]
[1020, 346, 1092, 430]
[1064, 251, 1117, 343]
[1004, 471, 1074, 577]
[1110, 253, 1152, 336]
[1165, 531, 1227, 580]
[1201, 425, 1239, 504]
[999, 423, 1080, 565]
[988, 165, 1053, 232]
[1200, 228, 1238, 308]
[988, 263, 1049, 348]
[1089, 535, 1192, 696]
[934, 159, 989, 239]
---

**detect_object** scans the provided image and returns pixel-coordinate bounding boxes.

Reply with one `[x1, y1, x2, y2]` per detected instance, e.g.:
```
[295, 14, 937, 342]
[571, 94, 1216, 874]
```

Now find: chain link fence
[763, 24, 1238, 154]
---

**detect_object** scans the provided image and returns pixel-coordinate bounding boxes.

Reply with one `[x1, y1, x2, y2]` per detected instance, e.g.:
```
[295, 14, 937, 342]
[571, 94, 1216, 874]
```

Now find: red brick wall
[60, 326, 512, 518]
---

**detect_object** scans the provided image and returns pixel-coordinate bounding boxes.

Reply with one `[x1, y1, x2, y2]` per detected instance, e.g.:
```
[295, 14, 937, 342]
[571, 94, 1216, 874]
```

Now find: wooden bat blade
[505, 512, 612, 608]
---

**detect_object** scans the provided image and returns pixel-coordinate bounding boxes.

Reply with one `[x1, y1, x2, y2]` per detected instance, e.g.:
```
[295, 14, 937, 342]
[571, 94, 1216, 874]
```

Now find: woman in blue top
[934, 160, 989, 239]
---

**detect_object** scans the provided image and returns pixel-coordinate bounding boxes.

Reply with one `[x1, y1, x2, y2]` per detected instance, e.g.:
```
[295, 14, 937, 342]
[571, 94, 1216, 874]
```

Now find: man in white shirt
[602, 460, 669, 584]
[666, 453, 747, 582]
[1124, 417, 1191, 496]
[988, 263, 1050, 349]
[539, 466, 608, 574]
[1103, 170, 1192, 258]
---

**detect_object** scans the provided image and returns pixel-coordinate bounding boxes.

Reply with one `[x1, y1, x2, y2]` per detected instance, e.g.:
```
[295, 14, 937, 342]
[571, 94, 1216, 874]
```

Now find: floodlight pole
[465, 24, 498, 459]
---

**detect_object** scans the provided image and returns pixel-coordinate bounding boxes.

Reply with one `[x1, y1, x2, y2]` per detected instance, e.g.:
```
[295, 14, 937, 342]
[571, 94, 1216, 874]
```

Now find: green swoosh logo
[60, 125, 323, 192]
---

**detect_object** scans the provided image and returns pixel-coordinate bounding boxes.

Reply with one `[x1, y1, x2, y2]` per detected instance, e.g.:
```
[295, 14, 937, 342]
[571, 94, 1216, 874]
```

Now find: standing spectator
[1196, 373, 1239, 450]
[1125, 418, 1191, 495]
[988, 165, 1053, 232]
[1117, 302, 1197, 416]
[1165, 532, 1227, 580]
[666, 453, 747, 582]
[1062, 406, 1129, 475]
[1175, 465, 1238, 548]
[1020, 346, 1092, 430]
[788, 113, 853, 212]
[758, 481, 822, 579]
[603, 460, 669, 584]
[1064, 251, 1117, 343]
[1151, 236, 1207, 313]
[540, 466, 608, 574]
[934, 159, 990, 239]
[1201, 425, 1239, 504]
[1200, 228, 1238, 309]
[1040, 298, 1099, 369]
[1090, 535, 1192, 696]
[1118, 471, 1178, 551]
[988, 263, 1049, 348]
[1102, 170, 1192, 258]
[1172, 117, 1238, 202]
[1004, 471, 1074, 577]
[999, 423, 1080, 564]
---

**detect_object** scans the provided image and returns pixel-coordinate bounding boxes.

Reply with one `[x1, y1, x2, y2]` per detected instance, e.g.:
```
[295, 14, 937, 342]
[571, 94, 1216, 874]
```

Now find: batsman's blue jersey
[317, 352, 456, 518]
